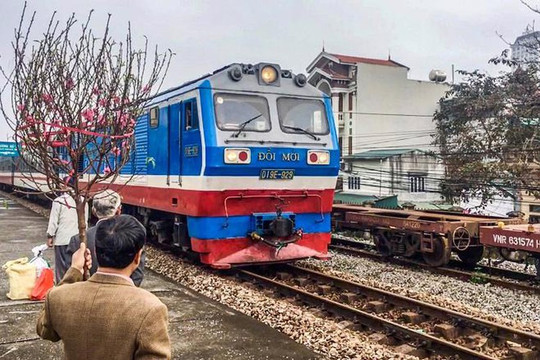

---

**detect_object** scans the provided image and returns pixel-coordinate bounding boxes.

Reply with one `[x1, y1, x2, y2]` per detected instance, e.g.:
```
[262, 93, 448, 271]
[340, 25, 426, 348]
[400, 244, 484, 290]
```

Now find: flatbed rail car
[332, 204, 524, 266]
[480, 223, 540, 264]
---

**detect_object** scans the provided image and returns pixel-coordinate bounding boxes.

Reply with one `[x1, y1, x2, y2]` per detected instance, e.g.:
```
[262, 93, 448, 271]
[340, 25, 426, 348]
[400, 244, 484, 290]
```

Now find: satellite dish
[429, 70, 447, 82]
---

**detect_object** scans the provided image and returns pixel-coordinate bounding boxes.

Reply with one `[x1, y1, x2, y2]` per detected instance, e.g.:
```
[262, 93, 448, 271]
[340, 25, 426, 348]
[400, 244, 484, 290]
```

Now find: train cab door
[168, 103, 181, 186]
[180, 98, 202, 178]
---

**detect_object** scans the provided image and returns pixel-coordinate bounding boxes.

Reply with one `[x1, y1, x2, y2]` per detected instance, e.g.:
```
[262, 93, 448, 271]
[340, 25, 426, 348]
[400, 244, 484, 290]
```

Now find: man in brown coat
[37, 215, 171, 359]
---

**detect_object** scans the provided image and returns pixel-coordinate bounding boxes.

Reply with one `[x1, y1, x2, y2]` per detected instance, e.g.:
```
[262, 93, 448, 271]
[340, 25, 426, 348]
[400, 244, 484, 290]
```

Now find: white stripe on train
[6, 172, 337, 192]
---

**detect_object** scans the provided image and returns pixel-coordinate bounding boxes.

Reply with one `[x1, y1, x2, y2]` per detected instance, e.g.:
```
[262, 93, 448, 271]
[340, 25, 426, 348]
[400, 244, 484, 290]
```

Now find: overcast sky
[0, 0, 536, 139]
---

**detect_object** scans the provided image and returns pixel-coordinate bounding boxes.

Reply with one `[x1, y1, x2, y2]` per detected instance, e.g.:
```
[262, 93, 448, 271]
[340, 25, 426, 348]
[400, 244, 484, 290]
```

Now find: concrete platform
[0, 195, 320, 359]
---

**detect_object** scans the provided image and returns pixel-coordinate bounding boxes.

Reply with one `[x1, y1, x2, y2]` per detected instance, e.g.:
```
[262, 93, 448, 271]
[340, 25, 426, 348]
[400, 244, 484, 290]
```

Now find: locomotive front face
[186, 63, 339, 268]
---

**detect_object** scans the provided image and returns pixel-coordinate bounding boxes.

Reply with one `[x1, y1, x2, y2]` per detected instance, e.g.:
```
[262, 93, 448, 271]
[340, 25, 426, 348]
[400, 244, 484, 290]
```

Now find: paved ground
[0, 194, 320, 360]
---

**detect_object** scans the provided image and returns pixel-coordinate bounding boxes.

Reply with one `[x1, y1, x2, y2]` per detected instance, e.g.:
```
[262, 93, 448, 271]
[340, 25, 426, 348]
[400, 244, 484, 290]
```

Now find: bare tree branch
[0, 3, 173, 244]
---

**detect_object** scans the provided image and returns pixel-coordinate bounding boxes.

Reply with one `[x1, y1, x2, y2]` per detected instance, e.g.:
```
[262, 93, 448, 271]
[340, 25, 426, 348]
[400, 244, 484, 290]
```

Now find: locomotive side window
[214, 93, 270, 132]
[149, 106, 159, 128]
[185, 99, 199, 130]
[277, 98, 329, 135]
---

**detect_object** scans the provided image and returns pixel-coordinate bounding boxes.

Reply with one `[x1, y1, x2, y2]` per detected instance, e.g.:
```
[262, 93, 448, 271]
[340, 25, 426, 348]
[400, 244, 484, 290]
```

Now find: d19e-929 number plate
[259, 169, 295, 180]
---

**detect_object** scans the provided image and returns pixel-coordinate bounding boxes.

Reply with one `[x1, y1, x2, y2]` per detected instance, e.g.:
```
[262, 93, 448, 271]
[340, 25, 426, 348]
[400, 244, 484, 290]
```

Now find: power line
[342, 166, 540, 208]
[348, 164, 540, 192]
[333, 111, 435, 117]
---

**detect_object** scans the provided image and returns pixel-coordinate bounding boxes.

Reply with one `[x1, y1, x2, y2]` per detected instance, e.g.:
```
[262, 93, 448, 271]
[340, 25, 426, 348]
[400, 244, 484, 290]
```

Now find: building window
[409, 175, 426, 193]
[348, 176, 361, 190]
[530, 205, 540, 213]
[348, 93, 353, 119]
[338, 93, 343, 112]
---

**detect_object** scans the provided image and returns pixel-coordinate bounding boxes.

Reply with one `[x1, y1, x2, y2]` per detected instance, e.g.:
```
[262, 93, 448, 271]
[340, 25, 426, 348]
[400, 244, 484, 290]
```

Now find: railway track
[239, 264, 540, 360]
[331, 236, 540, 295]
[7, 191, 539, 359]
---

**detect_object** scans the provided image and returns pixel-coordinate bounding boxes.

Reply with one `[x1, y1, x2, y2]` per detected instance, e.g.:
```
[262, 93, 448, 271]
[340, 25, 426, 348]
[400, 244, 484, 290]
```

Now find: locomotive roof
[145, 64, 230, 107]
[144, 63, 324, 108]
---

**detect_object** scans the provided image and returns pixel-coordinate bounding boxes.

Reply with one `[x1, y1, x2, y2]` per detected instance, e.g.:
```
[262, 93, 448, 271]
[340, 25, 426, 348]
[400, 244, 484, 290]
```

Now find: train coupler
[248, 229, 303, 250]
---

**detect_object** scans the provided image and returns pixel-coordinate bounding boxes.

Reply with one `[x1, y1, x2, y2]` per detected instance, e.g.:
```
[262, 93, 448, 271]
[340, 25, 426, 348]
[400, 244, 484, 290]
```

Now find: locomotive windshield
[277, 98, 329, 135]
[214, 93, 271, 132]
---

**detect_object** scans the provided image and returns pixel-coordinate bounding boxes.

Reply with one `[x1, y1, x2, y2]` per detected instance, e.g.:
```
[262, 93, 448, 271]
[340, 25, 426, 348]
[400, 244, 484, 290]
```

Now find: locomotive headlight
[257, 63, 281, 86]
[224, 148, 251, 164]
[261, 66, 278, 84]
[226, 151, 238, 162]
[307, 150, 330, 165]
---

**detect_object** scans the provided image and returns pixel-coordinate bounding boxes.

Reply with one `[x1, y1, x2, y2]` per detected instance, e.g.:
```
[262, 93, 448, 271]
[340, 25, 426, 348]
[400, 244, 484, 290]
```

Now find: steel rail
[285, 264, 540, 349]
[238, 267, 497, 360]
[331, 237, 540, 294]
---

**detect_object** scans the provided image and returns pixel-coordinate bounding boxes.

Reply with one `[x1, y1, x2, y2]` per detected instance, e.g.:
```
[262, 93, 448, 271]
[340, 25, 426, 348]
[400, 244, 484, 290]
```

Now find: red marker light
[309, 153, 318, 163]
[238, 151, 248, 162]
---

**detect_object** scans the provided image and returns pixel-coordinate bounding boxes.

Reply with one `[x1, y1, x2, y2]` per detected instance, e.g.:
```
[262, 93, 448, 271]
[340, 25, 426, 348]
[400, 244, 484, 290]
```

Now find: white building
[340, 148, 445, 204]
[306, 51, 449, 158]
[307, 51, 449, 207]
[511, 29, 540, 64]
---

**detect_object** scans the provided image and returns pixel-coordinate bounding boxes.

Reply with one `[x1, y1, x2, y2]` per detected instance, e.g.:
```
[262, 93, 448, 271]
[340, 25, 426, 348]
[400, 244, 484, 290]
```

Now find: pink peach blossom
[65, 78, 74, 89]
[81, 108, 95, 122]
[42, 93, 53, 104]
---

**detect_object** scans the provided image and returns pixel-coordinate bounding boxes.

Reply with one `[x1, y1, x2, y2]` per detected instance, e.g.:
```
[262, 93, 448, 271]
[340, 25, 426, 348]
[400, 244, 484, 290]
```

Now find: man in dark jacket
[64, 189, 145, 286]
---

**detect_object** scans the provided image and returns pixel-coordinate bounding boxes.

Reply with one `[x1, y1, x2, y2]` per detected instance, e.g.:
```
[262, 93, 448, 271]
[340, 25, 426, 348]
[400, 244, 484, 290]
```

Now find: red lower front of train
[107, 183, 335, 268]
[191, 233, 331, 269]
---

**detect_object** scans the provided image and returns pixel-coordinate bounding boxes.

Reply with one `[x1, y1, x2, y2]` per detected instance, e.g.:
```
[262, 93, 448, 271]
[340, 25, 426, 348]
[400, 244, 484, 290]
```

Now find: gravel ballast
[146, 247, 418, 360]
[300, 251, 540, 334]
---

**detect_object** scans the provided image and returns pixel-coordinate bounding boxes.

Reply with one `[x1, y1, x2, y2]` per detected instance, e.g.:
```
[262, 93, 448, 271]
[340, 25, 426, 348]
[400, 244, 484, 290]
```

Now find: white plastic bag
[29, 244, 51, 278]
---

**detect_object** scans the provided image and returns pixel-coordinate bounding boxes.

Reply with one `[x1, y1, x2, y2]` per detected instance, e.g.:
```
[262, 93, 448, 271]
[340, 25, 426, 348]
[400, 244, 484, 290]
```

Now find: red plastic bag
[31, 268, 54, 300]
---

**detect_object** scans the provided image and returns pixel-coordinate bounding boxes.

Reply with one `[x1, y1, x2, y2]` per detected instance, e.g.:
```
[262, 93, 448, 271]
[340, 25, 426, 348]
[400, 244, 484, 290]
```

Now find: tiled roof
[329, 53, 409, 69]
[323, 67, 350, 80]
[333, 192, 399, 208]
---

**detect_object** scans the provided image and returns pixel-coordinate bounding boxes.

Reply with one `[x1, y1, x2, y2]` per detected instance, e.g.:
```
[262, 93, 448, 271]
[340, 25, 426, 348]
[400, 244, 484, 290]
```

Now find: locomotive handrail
[224, 138, 327, 146]
[223, 192, 325, 228]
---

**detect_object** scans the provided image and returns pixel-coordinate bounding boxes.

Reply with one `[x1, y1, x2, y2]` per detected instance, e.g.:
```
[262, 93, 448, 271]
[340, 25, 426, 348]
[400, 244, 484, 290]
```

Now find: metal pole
[379, 159, 382, 196]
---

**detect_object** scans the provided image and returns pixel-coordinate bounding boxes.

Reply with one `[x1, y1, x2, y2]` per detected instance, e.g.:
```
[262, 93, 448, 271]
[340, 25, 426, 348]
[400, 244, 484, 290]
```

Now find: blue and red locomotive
[1, 63, 340, 268]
